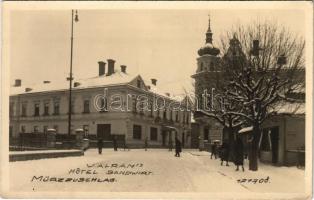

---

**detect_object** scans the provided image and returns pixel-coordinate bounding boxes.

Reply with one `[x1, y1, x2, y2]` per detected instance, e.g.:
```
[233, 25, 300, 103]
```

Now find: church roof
[197, 16, 220, 56]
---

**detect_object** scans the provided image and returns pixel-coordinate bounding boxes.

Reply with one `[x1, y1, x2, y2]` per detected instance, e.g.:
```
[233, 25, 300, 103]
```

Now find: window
[200, 62, 204, 71]
[209, 62, 215, 71]
[21, 125, 26, 133]
[132, 96, 137, 113]
[137, 80, 141, 88]
[150, 101, 154, 117]
[9, 102, 14, 116]
[33, 126, 39, 133]
[83, 125, 89, 137]
[163, 109, 167, 120]
[99, 98, 108, 112]
[83, 100, 90, 113]
[133, 125, 142, 140]
[43, 126, 48, 133]
[150, 127, 158, 141]
[53, 101, 60, 115]
[44, 102, 49, 115]
[34, 103, 40, 116]
[138, 100, 145, 115]
[186, 113, 189, 124]
[21, 103, 27, 117]
[175, 111, 179, 122]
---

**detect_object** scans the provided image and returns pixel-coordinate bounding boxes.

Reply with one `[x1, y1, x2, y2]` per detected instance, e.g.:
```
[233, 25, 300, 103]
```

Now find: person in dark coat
[175, 137, 182, 157]
[210, 141, 218, 159]
[220, 141, 230, 166]
[113, 136, 118, 151]
[97, 139, 103, 155]
[234, 137, 245, 171]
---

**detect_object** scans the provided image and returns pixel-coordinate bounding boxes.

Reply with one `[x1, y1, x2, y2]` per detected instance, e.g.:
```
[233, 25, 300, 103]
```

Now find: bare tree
[219, 20, 305, 171]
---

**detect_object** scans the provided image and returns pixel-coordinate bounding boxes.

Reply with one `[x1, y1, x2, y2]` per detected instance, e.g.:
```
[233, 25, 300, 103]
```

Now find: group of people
[97, 136, 119, 154]
[210, 137, 245, 171]
[97, 136, 183, 157]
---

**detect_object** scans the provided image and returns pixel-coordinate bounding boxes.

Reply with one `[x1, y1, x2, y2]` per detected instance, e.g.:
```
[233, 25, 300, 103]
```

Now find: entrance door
[97, 124, 111, 140]
[270, 127, 279, 164]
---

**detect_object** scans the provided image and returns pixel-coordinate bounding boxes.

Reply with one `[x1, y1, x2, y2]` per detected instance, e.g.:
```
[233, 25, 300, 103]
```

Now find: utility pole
[68, 10, 79, 135]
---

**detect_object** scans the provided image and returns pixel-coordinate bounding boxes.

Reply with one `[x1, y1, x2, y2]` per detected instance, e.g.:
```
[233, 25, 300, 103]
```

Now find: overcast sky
[9, 9, 305, 95]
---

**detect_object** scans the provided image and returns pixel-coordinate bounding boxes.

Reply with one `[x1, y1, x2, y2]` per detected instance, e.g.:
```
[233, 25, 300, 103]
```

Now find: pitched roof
[10, 71, 137, 95]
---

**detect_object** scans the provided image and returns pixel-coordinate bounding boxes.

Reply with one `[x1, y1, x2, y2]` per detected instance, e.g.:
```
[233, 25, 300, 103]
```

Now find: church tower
[192, 16, 222, 111]
[191, 15, 224, 149]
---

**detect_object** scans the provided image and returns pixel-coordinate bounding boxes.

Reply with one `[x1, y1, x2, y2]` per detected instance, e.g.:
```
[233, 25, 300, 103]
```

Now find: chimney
[98, 61, 106, 76]
[25, 88, 32, 92]
[74, 82, 81, 87]
[43, 81, 51, 84]
[151, 78, 157, 86]
[107, 59, 116, 76]
[120, 65, 127, 73]
[14, 79, 21, 87]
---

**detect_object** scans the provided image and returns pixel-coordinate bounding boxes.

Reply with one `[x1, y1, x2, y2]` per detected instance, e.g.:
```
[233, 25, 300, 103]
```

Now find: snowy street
[9, 149, 305, 195]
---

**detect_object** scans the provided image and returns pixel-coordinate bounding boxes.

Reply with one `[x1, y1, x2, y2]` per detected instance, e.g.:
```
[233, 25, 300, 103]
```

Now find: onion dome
[198, 16, 220, 56]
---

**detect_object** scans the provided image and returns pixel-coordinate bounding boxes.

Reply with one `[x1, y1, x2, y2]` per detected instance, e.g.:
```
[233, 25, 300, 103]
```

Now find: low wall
[9, 149, 84, 162]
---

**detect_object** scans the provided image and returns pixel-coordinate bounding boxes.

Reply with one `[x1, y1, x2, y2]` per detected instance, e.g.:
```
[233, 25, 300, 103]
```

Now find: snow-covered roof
[75, 71, 136, 90]
[274, 102, 305, 115]
[238, 126, 253, 134]
[10, 71, 137, 96]
[144, 81, 183, 101]
[10, 71, 189, 104]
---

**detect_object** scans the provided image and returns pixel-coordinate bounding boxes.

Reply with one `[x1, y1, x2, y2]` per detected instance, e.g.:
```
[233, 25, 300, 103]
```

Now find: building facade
[239, 103, 305, 166]
[9, 59, 192, 148]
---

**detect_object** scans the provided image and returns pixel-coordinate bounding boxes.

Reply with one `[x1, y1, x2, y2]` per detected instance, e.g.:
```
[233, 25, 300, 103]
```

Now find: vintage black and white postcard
[0, 1, 313, 199]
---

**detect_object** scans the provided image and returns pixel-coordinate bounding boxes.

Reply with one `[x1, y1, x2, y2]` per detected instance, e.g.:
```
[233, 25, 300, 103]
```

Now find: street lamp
[68, 9, 79, 135]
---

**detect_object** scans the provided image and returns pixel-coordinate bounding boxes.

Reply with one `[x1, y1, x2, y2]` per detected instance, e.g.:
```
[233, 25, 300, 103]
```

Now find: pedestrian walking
[168, 139, 173, 151]
[175, 137, 182, 157]
[144, 136, 148, 151]
[97, 139, 103, 155]
[113, 136, 118, 151]
[123, 137, 128, 151]
[234, 137, 245, 171]
[220, 140, 230, 166]
[210, 140, 219, 159]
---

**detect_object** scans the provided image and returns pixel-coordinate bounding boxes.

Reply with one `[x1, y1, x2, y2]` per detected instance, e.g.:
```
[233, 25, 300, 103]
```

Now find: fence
[10, 133, 128, 151]
[10, 133, 77, 151]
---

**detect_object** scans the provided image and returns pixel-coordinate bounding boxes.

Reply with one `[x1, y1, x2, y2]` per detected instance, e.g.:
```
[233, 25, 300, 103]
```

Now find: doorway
[270, 127, 279, 164]
[97, 124, 111, 140]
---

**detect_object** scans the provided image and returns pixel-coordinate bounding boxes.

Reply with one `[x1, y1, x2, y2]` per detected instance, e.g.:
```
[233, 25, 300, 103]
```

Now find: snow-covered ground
[9, 149, 306, 197]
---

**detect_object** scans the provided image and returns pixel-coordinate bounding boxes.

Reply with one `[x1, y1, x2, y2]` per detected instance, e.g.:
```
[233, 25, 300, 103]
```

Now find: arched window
[209, 62, 215, 71]
[200, 62, 204, 71]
